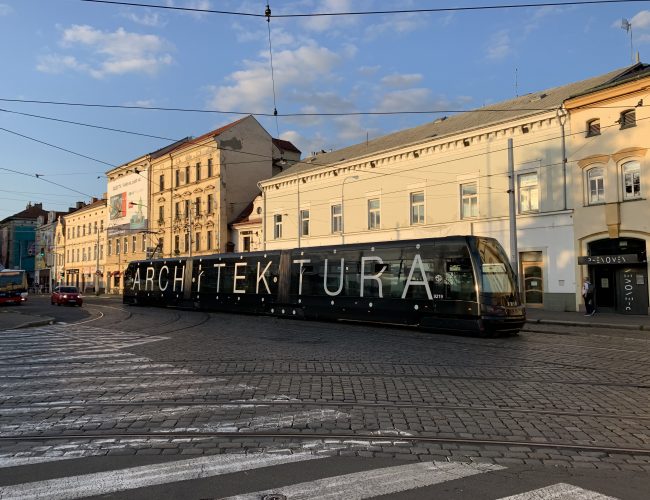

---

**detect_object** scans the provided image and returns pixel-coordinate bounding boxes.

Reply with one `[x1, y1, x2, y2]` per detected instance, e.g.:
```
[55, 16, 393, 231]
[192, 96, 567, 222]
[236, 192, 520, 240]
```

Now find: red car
[51, 286, 83, 307]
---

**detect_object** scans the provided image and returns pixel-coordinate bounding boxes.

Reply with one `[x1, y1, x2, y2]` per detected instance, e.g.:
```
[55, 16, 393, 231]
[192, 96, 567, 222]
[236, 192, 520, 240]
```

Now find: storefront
[578, 238, 648, 315]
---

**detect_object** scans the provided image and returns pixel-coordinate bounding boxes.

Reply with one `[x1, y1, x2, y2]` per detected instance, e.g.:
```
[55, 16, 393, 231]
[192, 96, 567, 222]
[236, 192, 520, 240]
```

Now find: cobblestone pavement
[1, 301, 649, 490]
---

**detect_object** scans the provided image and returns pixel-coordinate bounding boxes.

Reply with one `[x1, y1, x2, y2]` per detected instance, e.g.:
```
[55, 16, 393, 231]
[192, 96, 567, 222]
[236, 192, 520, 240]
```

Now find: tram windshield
[476, 239, 516, 295]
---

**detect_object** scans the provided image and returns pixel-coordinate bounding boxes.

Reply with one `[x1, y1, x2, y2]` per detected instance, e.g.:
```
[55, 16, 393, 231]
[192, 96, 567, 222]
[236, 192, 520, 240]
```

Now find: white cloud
[358, 65, 380, 76]
[302, 0, 358, 33]
[36, 55, 88, 74]
[164, 0, 212, 20]
[631, 10, 650, 29]
[486, 30, 511, 60]
[381, 73, 423, 88]
[38, 25, 173, 78]
[207, 43, 342, 113]
[0, 3, 13, 16]
[375, 88, 433, 113]
[122, 11, 165, 27]
[364, 13, 425, 39]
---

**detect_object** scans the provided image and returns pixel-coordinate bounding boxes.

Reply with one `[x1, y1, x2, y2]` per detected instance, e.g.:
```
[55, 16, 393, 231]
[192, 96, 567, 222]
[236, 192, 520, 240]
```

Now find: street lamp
[341, 175, 359, 243]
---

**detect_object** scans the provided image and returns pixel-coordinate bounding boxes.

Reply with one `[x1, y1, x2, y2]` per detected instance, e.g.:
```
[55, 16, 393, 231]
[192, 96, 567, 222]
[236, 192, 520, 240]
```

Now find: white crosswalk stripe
[496, 482, 619, 500]
[0, 453, 324, 500]
[222, 460, 505, 500]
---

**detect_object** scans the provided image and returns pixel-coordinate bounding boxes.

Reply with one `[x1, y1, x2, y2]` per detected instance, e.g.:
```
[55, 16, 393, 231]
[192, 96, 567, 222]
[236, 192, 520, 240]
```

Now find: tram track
[1, 430, 648, 457]
[1, 366, 647, 389]
[1, 398, 649, 421]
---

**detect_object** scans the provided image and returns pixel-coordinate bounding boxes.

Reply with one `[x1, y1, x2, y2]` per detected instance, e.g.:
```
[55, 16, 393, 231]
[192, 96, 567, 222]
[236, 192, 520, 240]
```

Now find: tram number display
[577, 254, 639, 265]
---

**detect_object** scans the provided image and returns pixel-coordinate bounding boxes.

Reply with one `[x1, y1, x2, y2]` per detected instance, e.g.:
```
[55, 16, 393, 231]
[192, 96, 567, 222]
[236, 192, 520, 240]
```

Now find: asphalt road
[0, 296, 648, 499]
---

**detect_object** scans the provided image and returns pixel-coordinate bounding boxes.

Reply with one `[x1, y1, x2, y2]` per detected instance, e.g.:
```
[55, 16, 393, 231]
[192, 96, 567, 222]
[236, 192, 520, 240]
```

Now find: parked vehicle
[123, 236, 525, 335]
[51, 286, 83, 307]
[0, 269, 28, 305]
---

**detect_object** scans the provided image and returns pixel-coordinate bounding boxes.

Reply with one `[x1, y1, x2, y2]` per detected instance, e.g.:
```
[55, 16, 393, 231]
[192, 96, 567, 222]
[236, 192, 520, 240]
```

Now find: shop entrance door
[593, 266, 616, 311]
[521, 251, 543, 307]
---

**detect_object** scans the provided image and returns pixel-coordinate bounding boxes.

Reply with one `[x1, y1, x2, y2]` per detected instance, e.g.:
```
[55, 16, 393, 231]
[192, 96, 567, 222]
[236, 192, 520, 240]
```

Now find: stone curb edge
[526, 319, 646, 331]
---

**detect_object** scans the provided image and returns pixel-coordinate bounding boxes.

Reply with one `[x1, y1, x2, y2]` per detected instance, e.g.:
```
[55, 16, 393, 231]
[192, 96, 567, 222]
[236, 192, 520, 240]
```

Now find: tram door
[520, 251, 543, 306]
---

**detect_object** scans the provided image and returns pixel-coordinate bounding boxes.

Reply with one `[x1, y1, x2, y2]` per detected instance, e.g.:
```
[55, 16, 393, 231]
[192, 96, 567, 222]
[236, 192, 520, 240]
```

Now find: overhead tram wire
[78, 0, 650, 18]
[1, 96, 646, 117]
[0, 167, 96, 199]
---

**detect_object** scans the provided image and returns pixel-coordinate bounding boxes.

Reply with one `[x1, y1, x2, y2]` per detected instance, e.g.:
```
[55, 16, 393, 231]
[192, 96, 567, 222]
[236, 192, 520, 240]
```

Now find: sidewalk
[0, 310, 55, 330]
[525, 307, 650, 331]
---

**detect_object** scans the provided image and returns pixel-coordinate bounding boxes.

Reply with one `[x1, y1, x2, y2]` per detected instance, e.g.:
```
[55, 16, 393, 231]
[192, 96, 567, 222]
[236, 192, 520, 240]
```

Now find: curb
[14, 317, 56, 329]
[526, 318, 645, 331]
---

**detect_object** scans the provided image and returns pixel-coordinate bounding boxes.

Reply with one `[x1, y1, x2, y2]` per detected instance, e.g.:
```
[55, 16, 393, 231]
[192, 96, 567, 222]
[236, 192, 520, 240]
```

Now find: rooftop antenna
[621, 18, 634, 64]
[515, 67, 519, 97]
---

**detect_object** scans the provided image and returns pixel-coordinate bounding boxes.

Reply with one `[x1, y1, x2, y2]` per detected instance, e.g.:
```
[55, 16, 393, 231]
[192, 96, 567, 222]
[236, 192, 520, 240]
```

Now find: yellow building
[565, 62, 650, 314]
[60, 199, 107, 292]
[149, 116, 276, 259]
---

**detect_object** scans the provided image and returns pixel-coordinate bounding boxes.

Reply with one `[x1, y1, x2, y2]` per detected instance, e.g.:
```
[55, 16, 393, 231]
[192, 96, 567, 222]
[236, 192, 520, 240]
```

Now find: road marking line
[0, 452, 324, 500]
[496, 482, 619, 500]
[223, 460, 505, 500]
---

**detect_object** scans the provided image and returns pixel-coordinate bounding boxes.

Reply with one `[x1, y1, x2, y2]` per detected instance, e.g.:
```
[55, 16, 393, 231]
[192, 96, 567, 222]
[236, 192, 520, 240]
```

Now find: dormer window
[586, 118, 600, 137]
[619, 109, 636, 129]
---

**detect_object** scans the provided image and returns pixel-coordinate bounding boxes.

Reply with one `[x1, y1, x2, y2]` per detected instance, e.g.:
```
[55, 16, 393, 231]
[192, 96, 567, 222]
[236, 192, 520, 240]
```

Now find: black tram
[123, 236, 525, 335]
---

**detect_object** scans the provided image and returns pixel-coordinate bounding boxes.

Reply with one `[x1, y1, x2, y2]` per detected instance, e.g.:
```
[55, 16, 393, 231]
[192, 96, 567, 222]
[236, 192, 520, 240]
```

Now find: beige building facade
[259, 64, 649, 313]
[60, 199, 107, 293]
[565, 63, 650, 314]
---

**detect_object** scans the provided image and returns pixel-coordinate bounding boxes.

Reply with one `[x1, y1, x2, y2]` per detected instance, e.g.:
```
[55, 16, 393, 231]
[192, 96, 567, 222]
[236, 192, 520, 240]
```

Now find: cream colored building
[60, 199, 107, 292]
[565, 63, 650, 314]
[149, 116, 278, 259]
[259, 65, 647, 312]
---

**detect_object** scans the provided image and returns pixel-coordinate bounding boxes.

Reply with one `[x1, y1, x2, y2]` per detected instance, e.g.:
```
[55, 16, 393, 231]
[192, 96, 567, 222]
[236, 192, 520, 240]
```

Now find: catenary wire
[77, 0, 650, 18]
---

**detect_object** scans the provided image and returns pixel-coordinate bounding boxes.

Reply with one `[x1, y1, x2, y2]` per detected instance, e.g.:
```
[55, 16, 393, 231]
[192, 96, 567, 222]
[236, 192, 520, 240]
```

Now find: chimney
[91, 197, 98, 203]
[76, 201, 84, 209]
[34, 203, 43, 209]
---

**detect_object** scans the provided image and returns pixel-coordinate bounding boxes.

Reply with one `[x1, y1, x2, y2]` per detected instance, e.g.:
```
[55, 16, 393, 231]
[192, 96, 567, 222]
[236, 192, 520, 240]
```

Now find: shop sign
[578, 254, 640, 265]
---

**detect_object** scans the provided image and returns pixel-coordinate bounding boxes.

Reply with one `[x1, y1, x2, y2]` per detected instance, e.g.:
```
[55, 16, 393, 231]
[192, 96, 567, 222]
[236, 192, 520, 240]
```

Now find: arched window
[622, 161, 641, 200]
[587, 167, 605, 204]
[586, 118, 600, 137]
[619, 109, 636, 129]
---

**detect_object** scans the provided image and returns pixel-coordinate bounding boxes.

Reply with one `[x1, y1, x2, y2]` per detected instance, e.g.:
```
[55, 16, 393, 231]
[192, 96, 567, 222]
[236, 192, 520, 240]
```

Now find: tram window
[477, 239, 515, 294]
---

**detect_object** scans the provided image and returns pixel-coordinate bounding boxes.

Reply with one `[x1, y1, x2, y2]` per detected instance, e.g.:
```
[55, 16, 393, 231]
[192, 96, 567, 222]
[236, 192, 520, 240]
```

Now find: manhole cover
[262, 494, 287, 500]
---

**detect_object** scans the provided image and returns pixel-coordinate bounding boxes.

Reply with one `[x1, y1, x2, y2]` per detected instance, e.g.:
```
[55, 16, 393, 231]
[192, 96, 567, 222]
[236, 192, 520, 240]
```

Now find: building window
[622, 161, 641, 200]
[207, 230, 212, 250]
[518, 172, 539, 213]
[174, 202, 180, 220]
[460, 182, 478, 218]
[175, 170, 180, 187]
[619, 109, 636, 129]
[195, 232, 200, 251]
[174, 235, 180, 254]
[100, 220, 104, 232]
[82, 248, 86, 261]
[410, 191, 425, 225]
[195, 197, 201, 216]
[158, 206, 165, 225]
[94, 221, 98, 234]
[207, 194, 214, 214]
[207, 158, 213, 177]
[116, 239, 120, 255]
[368, 198, 380, 229]
[123, 237, 128, 255]
[242, 231, 252, 252]
[100, 244, 104, 259]
[185, 166, 190, 184]
[587, 167, 605, 204]
[142, 234, 146, 252]
[195, 163, 201, 181]
[184, 200, 190, 219]
[159, 174, 165, 191]
[82, 225, 86, 236]
[331, 204, 342, 233]
[184, 233, 189, 252]
[273, 214, 283, 239]
[586, 118, 600, 137]
[108, 240, 112, 256]
[132, 235, 137, 253]
[300, 209, 310, 236]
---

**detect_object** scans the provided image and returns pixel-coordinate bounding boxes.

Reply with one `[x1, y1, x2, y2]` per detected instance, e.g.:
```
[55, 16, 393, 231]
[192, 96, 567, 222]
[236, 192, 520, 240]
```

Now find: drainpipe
[556, 107, 568, 211]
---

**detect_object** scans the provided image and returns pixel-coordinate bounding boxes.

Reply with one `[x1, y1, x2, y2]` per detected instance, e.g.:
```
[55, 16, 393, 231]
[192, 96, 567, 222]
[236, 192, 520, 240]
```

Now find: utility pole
[94, 225, 100, 295]
[507, 138, 519, 282]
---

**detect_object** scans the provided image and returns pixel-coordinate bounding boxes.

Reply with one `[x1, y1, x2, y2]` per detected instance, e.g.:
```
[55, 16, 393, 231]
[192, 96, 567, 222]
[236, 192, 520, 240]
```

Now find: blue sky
[1, 0, 649, 217]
